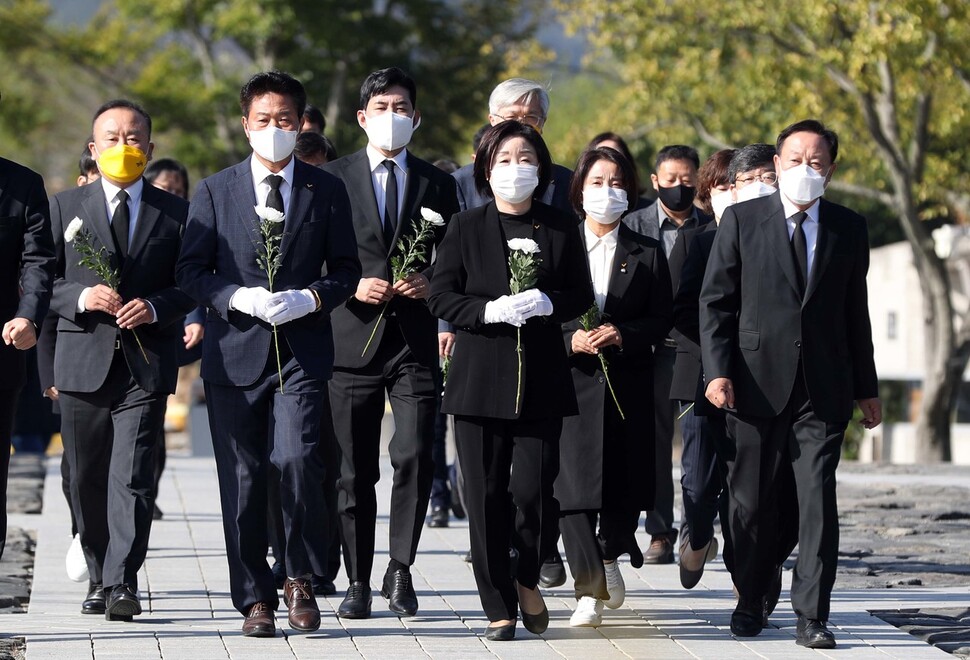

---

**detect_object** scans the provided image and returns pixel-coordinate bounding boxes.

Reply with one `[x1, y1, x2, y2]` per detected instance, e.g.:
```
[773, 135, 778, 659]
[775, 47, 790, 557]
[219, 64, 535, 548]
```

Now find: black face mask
[656, 183, 696, 213]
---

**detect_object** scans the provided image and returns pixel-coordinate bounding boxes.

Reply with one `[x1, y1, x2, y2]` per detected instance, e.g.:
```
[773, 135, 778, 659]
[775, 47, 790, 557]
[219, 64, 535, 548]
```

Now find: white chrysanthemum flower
[420, 207, 446, 226]
[507, 238, 541, 254]
[254, 205, 285, 223]
[64, 217, 84, 242]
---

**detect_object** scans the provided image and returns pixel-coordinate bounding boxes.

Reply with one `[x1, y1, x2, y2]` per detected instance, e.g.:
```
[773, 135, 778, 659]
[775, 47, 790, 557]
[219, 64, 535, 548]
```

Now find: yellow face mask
[97, 144, 148, 183]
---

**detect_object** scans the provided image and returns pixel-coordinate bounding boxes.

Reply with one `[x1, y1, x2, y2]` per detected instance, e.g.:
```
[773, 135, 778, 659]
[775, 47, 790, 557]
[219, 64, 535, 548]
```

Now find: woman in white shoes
[556, 146, 673, 627]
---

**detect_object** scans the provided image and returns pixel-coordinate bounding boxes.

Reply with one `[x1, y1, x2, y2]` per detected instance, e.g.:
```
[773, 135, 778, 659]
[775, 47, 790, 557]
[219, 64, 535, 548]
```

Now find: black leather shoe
[796, 617, 836, 649]
[730, 597, 764, 637]
[81, 582, 106, 614]
[152, 503, 163, 520]
[427, 505, 449, 528]
[105, 584, 142, 621]
[271, 561, 286, 590]
[337, 581, 372, 619]
[764, 564, 783, 624]
[311, 574, 337, 596]
[537, 551, 566, 589]
[484, 620, 516, 641]
[642, 532, 676, 565]
[381, 567, 418, 616]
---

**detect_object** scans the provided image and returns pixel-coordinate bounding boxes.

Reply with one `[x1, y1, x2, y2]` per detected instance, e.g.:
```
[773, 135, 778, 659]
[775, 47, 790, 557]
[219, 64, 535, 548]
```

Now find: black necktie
[383, 160, 398, 247]
[790, 211, 808, 296]
[265, 174, 284, 236]
[111, 190, 130, 261]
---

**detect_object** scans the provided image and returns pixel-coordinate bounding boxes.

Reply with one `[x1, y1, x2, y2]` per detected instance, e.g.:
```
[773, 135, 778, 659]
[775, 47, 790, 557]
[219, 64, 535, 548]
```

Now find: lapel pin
[533, 223, 540, 229]
[620, 262, 628, 273]
[306, 183, 314, 189]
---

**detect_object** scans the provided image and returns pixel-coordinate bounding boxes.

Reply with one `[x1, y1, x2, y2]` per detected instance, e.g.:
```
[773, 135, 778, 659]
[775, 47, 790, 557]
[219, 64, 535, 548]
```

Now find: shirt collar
[657, 202, 698, 228]
[780, 192, 820, 224]
[250, 154, 295, 188]
[584, 222, 620, 252]
[366, 144, 409, 174]
[101, 176, 144, 207]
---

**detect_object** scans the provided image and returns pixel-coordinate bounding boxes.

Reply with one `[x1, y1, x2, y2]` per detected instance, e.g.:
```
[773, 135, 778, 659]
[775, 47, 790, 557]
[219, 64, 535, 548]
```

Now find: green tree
[554, 0, 970, 461]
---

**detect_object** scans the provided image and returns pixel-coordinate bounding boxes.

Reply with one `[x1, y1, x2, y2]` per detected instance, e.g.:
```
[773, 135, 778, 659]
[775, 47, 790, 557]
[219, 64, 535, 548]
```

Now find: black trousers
[725, 370, 841, 620]
[330, 322, 435, 583]
[205, 345, 329, 614]
[0, 387, 20, 561]
[454, 414, 561, 622]
[679, 405, 728, 551]
[559, 508, 639, 600]
[645, 345, 677, 536]
[59, 351, 166, 590]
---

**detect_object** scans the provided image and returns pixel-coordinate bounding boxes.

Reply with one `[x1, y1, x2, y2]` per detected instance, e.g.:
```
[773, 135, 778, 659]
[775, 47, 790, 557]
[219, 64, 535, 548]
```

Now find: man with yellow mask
[48, 100, 195, 622]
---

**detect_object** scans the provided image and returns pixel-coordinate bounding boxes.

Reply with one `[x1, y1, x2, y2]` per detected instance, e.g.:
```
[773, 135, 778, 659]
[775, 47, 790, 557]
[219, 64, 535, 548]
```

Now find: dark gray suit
[0, 157, 54, 561]
[50, 180, 194, 591]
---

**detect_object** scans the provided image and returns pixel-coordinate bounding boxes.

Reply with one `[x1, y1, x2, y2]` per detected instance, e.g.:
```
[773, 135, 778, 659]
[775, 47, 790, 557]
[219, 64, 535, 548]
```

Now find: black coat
[323, 149, 459, 369]
[0, 158, 55, 390]
[428, 201, 593, 420]
[555, 223, 672, 512]
[700, 193, 878, 423]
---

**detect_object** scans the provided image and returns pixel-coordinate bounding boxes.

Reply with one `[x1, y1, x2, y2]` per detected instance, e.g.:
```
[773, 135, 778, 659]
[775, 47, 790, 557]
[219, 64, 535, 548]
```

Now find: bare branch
[827, 180, 895, 207]
[689, 117, 734, 151]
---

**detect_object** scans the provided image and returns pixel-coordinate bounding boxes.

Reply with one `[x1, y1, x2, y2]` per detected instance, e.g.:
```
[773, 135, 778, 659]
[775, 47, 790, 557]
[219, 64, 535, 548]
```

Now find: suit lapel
[343, 150, 387, 252]
[396, 154, 430, 250]
[228, 160, 260, 247]
[79, 184, 118, 268]
[280, 161, 312, 260]
[761, 195, 801, 296]
[122, 183, 161, 277]
[605, 227, 640, 313]
[804, 199, 835, 304]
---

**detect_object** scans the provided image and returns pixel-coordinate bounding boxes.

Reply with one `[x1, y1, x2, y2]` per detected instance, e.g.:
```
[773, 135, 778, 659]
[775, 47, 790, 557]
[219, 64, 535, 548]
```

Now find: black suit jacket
[556, 223, 672, 511]
[699, 193, 878, 423]
[50, 181, 195, 394]
[323, 149, 459, 369]
[669, 222, 716, 405]
[0, 158, 55, 390]
[428, 202, 593, 419]
[177, 157, 361, 387]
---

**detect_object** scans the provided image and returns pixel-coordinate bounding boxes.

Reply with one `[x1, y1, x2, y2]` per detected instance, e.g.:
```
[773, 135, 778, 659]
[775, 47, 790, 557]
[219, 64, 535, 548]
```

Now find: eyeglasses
[495, 113, 545, 126]
[736, 172, 778, 186]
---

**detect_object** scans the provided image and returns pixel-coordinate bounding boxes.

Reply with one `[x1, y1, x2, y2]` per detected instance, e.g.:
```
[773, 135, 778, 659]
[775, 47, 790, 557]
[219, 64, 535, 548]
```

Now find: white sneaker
[603, 560, 625, 609]
[570, 596, 604, 627]
[66, 534, 89, 582]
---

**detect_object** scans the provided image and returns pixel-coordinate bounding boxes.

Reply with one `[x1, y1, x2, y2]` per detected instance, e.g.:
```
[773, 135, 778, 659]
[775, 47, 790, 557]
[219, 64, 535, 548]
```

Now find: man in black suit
[49, 100, 195, 621]
[622, 145, 712, 564]
[177, 71, 360, 637]
[0, 153, 55, 563]
[322, 67, 459, 619]
[700, 120, 881, 648]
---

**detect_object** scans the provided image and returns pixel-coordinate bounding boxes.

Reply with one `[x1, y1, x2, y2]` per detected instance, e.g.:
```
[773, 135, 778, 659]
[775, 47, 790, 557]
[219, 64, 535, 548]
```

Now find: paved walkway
[3, 455, 966, 659]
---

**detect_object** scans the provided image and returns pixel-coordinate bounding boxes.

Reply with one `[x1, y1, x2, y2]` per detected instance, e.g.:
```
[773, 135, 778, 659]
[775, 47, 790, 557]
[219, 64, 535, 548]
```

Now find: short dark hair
[473, 121, 552, 200]
[696, 149, 737, 216]
[588, 131, 640, 194]
[302, 104, 326, 133]
[569, 147, 639, 219]
[359, 67, 417, 110]
[239, 70, 307, 119]
[655, 144, 700, 171]
[776, 119, 839, 162]
[79, 141, 98, 176]
[294, 131, 338, 163]
[433, 158, 459, 174]
[92, 99, 152, 137]
[728, 143, 776, 183]
[144, 158, 190, 197]
[472, 123, 491, 152]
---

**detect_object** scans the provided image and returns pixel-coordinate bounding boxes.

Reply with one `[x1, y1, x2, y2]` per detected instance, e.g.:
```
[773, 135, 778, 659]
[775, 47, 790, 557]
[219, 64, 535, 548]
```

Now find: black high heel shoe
[484, 620, 516, 641]
[516, 582, 549, 634]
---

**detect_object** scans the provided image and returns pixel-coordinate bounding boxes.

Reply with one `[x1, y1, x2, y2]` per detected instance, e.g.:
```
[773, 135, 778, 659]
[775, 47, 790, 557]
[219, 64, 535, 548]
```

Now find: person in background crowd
[701, 120, 881, 648]
[623, 145, 712, 565]
[77, 143, 101, 186]
[301, 104, 326, 134]
[322, 66, 459, 620]
[585, 132, 651, 208]
[428, 121, 592, 641]
[557, 147, 671, 627]
[177, 70, 361, 637]
[432, 158, 459, 175]
[294, 132, 337, 167]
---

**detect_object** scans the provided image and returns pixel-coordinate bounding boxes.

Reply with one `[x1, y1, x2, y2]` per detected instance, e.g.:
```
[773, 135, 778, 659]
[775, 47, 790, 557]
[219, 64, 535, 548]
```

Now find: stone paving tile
[1, 455, 964, 659]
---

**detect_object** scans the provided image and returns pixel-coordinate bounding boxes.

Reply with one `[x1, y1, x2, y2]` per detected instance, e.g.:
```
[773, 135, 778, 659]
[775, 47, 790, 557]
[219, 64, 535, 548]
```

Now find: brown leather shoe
[642, 533, 675, 564]
[283, 577, 321, 632]
[241, 602, 276, 637]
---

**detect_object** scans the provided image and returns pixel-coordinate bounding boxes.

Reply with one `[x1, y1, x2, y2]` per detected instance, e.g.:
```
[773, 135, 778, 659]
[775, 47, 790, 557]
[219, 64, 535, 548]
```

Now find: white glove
[507, 289, 553, 321]
[483, 296, 526, 327]
[264, 289, 317, 325]
[229, 286, 273, 322]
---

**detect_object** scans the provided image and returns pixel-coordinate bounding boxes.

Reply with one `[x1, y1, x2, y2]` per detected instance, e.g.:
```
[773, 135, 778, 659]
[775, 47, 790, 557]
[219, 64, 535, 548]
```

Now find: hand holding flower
[570, 329, 598, 355]
[84, 284, 124, 315]
[587, 323, 622, 349]
[116, 298, 154, 329]
[355, 277, 394, 304]
[393, 272, 430, 299]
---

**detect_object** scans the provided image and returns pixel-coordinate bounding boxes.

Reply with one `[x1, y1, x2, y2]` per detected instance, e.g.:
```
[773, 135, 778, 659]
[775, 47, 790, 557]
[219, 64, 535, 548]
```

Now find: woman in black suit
[556, 147, 673, 627]
[428, 121, 592, 640]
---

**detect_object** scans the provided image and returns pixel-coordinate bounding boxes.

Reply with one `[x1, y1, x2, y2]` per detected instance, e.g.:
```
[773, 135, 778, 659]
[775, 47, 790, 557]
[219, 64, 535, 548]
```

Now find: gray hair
[488, 78, 550, 117]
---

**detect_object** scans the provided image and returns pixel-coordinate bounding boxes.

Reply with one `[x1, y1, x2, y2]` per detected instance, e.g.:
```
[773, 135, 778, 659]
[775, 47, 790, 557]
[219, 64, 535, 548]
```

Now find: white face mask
[489, 164, 539, 204]
[363, 111, 419, 152]
[583, 186, 628, 224]
[735, 181, 777, 203]
[710, 189, 734, 221]
[248, 125, 298, 163]
[778, 163, 828, 205]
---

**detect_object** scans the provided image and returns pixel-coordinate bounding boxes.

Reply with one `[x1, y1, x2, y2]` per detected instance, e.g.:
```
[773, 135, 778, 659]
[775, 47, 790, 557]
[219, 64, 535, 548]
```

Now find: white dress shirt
[583, 222, 620, 312]
[780, 194, 820, 282]
[366, 145, 408, 228]
[250, 154, 295, 213]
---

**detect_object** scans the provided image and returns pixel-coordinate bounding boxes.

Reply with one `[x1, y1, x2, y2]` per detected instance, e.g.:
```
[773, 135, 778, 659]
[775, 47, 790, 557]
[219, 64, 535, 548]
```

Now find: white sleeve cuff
[144, 300, 157, 324]
[77, 287, 92, 313]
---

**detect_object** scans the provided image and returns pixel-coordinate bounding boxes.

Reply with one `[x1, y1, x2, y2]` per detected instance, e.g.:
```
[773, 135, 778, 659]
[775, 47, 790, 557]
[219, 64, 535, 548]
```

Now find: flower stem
[514, 326, 523, 415]
[598, 355, 624, 420]
[272, 324, 284, 394]
[132, 328, 149, 363]
[360, 302, 388, 358]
